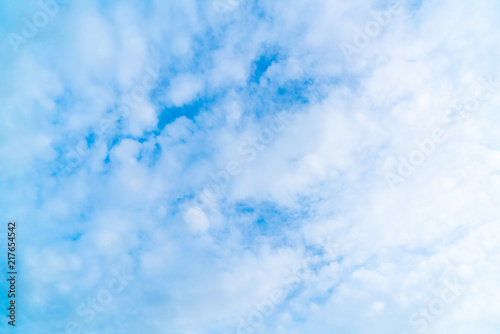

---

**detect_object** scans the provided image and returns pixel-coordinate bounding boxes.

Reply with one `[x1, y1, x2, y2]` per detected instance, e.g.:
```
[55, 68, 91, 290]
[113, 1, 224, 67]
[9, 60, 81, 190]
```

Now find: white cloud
[167, 73, 204, 107]
[2, 0, 500, 333]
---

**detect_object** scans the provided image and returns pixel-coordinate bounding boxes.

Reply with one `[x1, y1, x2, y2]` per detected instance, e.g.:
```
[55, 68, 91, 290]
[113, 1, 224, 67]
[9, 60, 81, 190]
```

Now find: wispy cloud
[1, 0, 500, 333]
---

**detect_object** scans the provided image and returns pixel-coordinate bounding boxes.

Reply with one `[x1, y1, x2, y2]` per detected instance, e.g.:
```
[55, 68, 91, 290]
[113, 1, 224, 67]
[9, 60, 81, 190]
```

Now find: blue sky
[1, 0, 500, 333]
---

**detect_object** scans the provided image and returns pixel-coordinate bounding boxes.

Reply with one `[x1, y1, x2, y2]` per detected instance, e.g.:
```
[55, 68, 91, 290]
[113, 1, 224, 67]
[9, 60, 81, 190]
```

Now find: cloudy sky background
[1, 0, 500, 333]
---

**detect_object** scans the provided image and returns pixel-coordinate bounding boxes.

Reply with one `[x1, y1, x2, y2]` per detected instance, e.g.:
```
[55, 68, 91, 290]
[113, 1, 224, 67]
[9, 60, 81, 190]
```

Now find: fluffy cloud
[1, 0, 499, 333]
